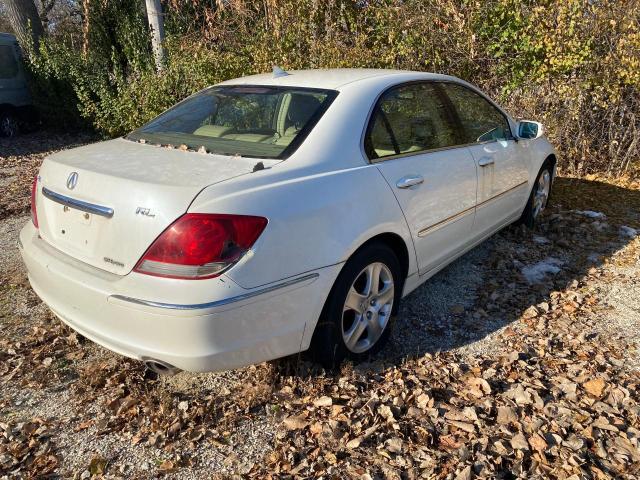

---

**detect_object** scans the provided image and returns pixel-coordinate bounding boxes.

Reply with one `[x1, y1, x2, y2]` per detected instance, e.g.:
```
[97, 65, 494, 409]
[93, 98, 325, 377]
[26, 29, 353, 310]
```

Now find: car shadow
[277, 177, 640, 376]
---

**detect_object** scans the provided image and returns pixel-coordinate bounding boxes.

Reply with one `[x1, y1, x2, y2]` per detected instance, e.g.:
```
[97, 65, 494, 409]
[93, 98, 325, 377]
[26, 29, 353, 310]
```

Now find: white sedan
[20, 69, 555, 374]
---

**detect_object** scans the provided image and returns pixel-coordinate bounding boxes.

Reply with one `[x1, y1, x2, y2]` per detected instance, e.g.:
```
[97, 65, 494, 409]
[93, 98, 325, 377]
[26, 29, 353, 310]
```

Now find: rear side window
[0, 45, 19, 79]
[365, 83, 459, 160]
[440, 83, 512, 143]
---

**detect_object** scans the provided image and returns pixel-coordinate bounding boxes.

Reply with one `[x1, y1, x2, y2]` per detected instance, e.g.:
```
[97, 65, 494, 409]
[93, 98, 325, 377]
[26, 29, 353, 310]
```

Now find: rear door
[440, 83, 529, 236]
[366, 82, 477, 275]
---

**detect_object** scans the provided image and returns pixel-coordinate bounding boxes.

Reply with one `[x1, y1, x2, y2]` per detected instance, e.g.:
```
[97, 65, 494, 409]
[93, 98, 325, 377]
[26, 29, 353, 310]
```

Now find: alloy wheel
[532, 169, 551, 218]
[341, 262, 394, 354]
[0, 115, 19, 138]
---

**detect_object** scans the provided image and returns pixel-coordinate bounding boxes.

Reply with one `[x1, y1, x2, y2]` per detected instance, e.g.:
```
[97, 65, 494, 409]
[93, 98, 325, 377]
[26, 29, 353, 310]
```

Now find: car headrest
[287, 94, 321, 129]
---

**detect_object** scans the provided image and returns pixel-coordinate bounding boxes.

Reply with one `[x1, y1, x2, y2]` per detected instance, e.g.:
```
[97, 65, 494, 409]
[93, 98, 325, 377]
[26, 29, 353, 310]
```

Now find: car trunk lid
[36, 138, 274, 275]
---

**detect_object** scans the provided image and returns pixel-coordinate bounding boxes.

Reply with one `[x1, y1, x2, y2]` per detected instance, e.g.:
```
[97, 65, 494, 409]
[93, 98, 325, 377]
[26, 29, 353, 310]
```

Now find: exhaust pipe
[143, 358, 181, 376]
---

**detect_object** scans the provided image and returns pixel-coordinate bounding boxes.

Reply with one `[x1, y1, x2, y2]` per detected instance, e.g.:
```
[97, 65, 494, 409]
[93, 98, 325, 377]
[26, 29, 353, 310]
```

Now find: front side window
[440, 83, 512, 143]
[0, 45, 19, 79]
[365, 83, 459, 160]
[128, 86, 337, 159]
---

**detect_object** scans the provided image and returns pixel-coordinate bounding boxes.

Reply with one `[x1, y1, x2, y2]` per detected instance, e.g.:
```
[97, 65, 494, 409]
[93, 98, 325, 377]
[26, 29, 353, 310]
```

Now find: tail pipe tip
[143, 358, 181, 376]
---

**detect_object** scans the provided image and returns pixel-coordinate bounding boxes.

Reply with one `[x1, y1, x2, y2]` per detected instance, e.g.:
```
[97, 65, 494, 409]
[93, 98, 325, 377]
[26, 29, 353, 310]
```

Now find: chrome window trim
[109, 273, 319, 311]
[360, 79, 516, 164]
[368, 139, 504, 164]
[42, 187, 114, 218]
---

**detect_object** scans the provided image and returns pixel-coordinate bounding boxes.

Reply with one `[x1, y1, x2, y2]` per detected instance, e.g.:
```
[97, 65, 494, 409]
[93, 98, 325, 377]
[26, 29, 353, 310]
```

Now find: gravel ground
[1, 131, 639, 478]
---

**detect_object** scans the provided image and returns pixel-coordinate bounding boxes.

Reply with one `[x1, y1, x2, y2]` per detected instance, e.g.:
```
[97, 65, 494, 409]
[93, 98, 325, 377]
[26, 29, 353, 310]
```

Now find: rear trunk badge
[104, 257, 125, 268]
[135, 207, 155, 218]
[66, 172, 78, 190]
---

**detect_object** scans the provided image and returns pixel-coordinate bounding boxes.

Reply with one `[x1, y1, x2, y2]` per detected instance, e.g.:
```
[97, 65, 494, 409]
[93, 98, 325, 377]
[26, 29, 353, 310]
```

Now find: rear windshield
[128, 85, 338, 159]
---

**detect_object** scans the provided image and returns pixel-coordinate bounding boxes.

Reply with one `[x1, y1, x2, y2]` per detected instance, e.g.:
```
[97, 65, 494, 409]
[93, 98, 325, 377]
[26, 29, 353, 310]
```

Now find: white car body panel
[469, 139, 530, 236]
[20, 222, 341, 372]
[20, 69, 557, 372]
[36, 139, 279, 275]
[375, 148, 477, 275]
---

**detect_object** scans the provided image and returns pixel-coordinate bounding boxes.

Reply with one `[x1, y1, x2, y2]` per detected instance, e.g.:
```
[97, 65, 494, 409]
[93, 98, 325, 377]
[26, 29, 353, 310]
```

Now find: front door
[440, 83, 529, 235]
[364, 82, 477, 275]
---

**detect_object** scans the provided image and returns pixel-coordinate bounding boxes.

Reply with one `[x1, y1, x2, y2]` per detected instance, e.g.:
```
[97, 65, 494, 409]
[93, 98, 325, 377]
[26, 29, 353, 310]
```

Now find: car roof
[219, 68, 457, 91]
[0, 32, 17, 42]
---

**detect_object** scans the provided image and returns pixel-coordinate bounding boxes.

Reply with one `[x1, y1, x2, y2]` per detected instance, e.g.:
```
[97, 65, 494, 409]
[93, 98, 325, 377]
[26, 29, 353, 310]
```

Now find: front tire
[519, 162, 553, 228]
[308, 242, 403, 368]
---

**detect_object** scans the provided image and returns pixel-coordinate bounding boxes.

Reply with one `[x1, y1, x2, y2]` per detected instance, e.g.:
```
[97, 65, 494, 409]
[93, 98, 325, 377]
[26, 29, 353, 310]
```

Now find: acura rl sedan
[19, 69, 556, 374]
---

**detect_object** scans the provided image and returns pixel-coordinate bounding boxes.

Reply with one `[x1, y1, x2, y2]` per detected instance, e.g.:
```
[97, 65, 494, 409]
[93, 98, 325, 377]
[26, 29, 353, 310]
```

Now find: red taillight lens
[134, 213, 268, 279]
[30, 176, 39, 228]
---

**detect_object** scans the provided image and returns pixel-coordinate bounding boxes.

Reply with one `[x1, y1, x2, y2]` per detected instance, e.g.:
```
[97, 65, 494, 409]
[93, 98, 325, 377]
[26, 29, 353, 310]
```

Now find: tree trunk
[4, 0, 45, 53]
[82, 0, 90, 58]
[144, 0, 166, 71]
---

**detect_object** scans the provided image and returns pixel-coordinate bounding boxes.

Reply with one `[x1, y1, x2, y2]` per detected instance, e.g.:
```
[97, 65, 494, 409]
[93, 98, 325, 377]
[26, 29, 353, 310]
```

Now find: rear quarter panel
[188, 164, 417, 289]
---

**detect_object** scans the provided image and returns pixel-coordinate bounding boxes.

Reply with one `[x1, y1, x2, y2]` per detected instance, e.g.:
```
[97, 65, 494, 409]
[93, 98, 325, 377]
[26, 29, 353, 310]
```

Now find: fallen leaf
[496, 406, 518, 425]
[313, 396, 332, 407]
[467, 377, 491, 397]
[385, 437, 403, 453]
[582, 378, 606, 397]
[529, 433, 548, 451]
[455, 465, 473, 480]
[346, 437, 362, 449]
[283, 415, 308, 430]
[510, 432, 529, 451]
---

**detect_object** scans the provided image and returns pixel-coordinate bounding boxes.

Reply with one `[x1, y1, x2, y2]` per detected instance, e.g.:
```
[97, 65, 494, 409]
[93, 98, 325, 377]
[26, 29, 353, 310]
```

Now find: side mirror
[517, 120, 544, 140]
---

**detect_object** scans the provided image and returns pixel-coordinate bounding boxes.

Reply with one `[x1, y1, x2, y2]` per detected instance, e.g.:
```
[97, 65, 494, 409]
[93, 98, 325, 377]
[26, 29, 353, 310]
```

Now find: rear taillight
[134, 213, 268, 279]
[31, 176, 38, 228]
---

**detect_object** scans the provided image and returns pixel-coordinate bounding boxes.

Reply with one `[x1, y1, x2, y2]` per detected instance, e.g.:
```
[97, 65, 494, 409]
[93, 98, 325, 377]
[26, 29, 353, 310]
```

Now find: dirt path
[1, 132, 638, 478]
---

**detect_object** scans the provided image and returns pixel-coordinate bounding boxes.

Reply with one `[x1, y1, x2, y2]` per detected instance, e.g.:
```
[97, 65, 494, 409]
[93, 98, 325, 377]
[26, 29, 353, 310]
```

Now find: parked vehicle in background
[0, 32, 36, 137]
[20, 68, 556, 374]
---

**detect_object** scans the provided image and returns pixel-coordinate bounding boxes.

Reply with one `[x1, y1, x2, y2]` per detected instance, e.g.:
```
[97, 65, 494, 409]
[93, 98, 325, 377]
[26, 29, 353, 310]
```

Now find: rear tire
[308, 242, 403, 369]
[519, 161, 553, 229]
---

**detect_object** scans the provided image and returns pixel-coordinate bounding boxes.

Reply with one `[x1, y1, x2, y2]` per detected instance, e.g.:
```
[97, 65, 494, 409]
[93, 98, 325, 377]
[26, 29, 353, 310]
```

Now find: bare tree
[4, 0, 45, 52]
[144, 0, 165, 71]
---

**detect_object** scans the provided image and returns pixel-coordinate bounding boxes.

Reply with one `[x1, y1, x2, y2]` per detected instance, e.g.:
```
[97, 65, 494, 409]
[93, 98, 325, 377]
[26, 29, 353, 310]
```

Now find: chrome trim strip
[109, 273, 320, 311]
[476, 180, 528, 209]
[418, 205, 474, 237]
[369, 139, 510, 164]
[42, 187, 114, 218]
[417, 180, 529, 237]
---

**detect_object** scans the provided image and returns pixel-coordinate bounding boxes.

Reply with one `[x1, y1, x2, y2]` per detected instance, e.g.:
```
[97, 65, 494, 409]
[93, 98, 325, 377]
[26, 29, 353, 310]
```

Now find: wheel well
[545, 154, 557, 172]
[354, 232, 410, 281]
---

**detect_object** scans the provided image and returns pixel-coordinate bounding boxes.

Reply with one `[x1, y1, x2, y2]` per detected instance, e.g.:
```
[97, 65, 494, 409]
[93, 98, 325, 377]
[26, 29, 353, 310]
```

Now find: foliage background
[13, 0, 640, 176]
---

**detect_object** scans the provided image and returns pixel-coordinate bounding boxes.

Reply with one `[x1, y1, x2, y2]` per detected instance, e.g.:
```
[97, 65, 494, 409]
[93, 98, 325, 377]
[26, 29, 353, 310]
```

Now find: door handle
[396, 175, 424, 189]
[478, 157, 495, 167]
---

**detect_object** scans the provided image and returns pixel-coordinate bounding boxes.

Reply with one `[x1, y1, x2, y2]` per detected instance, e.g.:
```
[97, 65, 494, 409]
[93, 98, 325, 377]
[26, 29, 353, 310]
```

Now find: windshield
[128, 85, 338, 159]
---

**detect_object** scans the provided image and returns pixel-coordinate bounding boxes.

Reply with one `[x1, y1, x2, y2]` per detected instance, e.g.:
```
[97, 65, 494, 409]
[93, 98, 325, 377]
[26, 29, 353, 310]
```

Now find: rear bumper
[19, 222, 340, 372]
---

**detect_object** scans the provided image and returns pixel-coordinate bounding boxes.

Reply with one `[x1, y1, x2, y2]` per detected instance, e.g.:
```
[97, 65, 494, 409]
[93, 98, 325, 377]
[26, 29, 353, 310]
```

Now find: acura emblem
[66, 172, 78, 190]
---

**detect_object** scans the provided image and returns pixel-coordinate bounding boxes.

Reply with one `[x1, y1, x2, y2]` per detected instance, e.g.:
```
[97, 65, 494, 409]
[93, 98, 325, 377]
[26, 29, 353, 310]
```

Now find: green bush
[25, 0, 639, 176]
